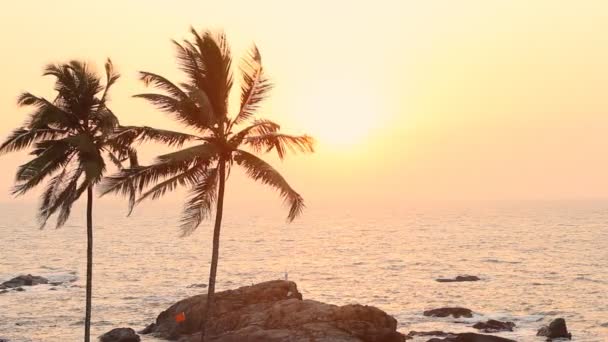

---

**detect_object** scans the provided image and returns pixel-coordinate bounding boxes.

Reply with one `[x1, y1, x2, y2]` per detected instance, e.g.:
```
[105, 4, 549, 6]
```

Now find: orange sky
[1, 1, 608, 210]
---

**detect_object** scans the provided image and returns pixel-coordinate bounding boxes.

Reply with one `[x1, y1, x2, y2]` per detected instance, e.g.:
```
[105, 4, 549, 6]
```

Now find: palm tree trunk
[84, 185, 94, 342]
[201, 159, 226, 342]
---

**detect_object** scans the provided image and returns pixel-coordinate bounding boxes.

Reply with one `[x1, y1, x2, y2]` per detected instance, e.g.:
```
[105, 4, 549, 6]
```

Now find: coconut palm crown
[101, 30, 314, 231]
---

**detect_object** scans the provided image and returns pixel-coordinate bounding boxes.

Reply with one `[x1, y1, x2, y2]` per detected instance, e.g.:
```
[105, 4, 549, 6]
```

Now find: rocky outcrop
[436, 276, 480, 283]
[423, 307, 473, 318]
[0, 274, 48, 288]
[536, 318, 571, 340]
[472, 320, 515, 333]
[99, 328, 141, 342]
[426, 332, 516, 342]
[142, 280, 405, 342]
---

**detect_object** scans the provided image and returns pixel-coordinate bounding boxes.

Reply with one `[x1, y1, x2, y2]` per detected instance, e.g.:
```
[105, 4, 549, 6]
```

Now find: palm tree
[101, 29, 314, 341]
[0, 60, 137, 342]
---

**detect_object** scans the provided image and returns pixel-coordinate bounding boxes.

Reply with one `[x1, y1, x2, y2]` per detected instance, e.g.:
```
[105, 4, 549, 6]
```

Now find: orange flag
[175, 312, 186, 323]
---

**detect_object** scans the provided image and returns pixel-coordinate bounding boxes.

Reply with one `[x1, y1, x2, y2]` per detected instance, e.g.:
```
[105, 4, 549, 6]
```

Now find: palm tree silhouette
[101, 29, 313, 341]
[0, 60, 137, 342]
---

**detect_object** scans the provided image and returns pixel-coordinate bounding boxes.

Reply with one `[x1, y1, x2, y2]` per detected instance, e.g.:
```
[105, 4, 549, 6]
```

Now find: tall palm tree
[101, 29, 314, 341]
[0, 60, 137, 342]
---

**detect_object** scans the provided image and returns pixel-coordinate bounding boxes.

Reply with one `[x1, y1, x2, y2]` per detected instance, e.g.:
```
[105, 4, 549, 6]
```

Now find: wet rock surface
[99, 327, 141, 342]
[435, 276, 481, 283]
[472, 320, 515, 333]
[423, 307, 474, 318]
[536, 318, 571, 340]
[425, 332, 516, 342]
[0, 274, 48, 288]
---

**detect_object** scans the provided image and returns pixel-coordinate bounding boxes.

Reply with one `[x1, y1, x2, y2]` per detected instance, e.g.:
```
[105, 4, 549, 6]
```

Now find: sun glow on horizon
[291, 79, 385, 149]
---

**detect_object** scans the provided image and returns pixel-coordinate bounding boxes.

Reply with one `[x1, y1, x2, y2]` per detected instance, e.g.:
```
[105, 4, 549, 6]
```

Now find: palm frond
[17, 93, 79, 129]
[229, 119, 280, 146]
[231, 45, 272, 127]
[180, 167, 219, 235]
[172, 39, 205, 88]
[133, 93, 212, 129]
[0, 127, 67, 155]
[139, 71, 188, 100]
[110, 125, 199, 148]
[13, 140, 74, 195]
[100, 58, 120, 102]
[100, 143, 218, 197]
[137, 161, 208, 204]
[185, 29, 233, 120]
[38, 165, 84, 228]
[245, 133, 314, 159]
[234, 150, 304, 221]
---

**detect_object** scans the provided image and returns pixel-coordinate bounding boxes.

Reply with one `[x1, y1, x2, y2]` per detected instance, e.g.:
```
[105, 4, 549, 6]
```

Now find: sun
[291, 80, 383, 149]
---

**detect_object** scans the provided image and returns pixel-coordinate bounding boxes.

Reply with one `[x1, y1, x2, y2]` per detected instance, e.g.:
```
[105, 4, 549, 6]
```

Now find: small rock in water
[423, 307, 473, 318]
[407, 330, 455, 337]
[436, 275, 481, 283]
[1, 274, 48, 288]
[537, 318, 572, 340]
[186, 283, 207, 288]
[472, 319, 516, 333]
[14, 287, 25, 292]
[0, 338, 10, 342]
[99, 327, 141, 342]
[427, 332, 516, 342]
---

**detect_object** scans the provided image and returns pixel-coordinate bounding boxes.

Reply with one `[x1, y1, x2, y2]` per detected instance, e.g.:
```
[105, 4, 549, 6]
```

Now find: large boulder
[536, 318, 571, 340]
[436, 276, 480, 283]
[426, 333, 516, 342]
[472, 320, 515, 333]
[423, 307, 473, 318]
[1, 274, 48, 288]
[143, 280, 405, 342]
[99, 328, 140, 342]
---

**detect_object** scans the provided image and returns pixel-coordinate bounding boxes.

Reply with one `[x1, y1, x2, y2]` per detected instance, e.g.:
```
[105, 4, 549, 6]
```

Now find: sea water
[1, 200, 607, 341]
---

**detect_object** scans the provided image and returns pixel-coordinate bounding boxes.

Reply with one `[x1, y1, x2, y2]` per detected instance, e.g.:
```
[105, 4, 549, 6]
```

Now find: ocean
[1, 200, 607, 341]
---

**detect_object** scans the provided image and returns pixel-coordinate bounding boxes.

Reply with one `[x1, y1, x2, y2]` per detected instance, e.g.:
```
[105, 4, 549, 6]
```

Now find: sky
[1, 1, 608, 212]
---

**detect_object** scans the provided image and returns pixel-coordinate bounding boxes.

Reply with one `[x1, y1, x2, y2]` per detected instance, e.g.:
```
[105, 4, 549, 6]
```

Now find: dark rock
[1, 274, 48, 288]
[408, 331, 454, 337]
[145, 280, 405, 342]
[14, 287, 25, 292]
[537, 318, 571, 339]
[472, 319, 515, 333]
[0, 338, 9, 342]
[187, 283, 207, 288]
[139, 323, 156, 334]
[99, 327, 140, 342]
[423, 307, 473, 318]
[426, 332, 516, 342]
[436, 276, 481, 283]
[0, 290, 8, 295]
